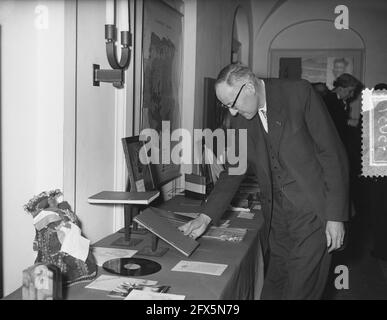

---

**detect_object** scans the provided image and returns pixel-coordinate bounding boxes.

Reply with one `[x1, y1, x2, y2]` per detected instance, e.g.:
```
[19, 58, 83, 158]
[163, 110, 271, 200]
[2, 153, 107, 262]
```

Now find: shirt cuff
[199, 213, 212, 225]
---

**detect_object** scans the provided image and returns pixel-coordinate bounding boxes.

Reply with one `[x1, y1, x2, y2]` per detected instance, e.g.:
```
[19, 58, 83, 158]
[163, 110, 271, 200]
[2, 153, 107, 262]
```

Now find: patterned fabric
[25, 190, 97, 286]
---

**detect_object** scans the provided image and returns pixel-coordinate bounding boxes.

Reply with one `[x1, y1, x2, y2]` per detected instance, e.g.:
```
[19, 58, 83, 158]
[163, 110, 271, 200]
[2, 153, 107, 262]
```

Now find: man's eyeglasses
[217, 83, 246, 110]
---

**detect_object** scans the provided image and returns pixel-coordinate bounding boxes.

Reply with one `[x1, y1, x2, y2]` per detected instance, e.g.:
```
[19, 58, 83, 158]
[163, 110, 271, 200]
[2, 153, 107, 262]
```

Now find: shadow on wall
[231, 5, 251, 66]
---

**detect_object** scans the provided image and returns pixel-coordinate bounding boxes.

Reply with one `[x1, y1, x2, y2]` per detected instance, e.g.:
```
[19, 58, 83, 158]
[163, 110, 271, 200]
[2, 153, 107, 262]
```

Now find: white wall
[0, 0, 125, 295]
[252, 0, 387, 87]
[270, 21, 363, 49]
[233, 6, 250, 66]
[0, 0, 65, 295]
[194, 0, 253, 130]
[74, 0, 117, 242]
[180, 0, 197, 177]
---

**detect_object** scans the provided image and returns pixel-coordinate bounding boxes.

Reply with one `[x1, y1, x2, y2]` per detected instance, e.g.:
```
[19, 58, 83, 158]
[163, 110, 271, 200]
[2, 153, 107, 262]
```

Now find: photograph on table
[108, 283, 170, 298]
[122, 136, 156, 192]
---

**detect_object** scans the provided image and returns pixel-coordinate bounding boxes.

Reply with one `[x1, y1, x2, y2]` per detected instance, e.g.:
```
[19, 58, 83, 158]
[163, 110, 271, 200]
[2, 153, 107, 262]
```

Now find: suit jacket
[202, 79, 349, 253]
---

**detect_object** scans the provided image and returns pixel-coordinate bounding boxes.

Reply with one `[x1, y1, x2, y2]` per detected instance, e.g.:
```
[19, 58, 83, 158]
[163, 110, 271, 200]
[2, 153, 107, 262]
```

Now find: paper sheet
[135, 179, 146, 192]
[92, 247, 137, 266]
[237, 211, 255, 219]
[85, 274, 157, 291]
[229, 206, 250, 212]
[171, 260, 228, 276]
[60, 223, 90, 261]
[125, 289, 185, 300]
[203, 227, 247, 242]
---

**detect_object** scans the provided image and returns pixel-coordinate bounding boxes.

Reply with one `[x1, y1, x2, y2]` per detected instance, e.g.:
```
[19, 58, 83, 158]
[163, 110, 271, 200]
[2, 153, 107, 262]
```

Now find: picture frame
[121, 136, 156, 192]
[269, 49, 364, 89]
[140, 0, 183, 187]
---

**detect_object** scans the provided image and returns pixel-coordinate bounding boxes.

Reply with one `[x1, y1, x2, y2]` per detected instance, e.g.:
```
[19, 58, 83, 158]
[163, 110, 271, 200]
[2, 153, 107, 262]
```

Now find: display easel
[88, 190, 160, 247]
[137, 234, 169, 257]
[88, 135, 181, 256]
[117, 204, 147, 235]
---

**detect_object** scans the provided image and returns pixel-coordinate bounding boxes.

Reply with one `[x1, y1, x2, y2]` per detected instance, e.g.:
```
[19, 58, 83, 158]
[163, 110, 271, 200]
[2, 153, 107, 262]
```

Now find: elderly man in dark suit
[179, 63, 349, 300]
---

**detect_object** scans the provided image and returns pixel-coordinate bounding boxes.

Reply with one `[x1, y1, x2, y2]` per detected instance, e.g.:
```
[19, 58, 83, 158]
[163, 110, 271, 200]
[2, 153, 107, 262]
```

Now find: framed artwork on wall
[269, 49, 364, 89]
[140, 0, 183, 187]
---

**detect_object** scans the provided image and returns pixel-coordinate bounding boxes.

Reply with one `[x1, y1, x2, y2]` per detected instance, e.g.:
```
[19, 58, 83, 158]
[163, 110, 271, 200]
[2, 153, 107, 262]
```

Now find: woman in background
[319, 74, 363, 250]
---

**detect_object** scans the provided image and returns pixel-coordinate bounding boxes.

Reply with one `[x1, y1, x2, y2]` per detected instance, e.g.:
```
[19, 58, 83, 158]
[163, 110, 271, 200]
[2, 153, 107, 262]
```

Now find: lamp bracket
[93, 64, 124, 89]
[92, 24, 132, 88]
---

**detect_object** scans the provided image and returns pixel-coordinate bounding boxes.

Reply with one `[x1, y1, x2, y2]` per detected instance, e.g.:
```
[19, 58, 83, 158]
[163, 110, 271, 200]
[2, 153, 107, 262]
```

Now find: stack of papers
[229, 206, 250, 212]
[202, 227, 247, 242]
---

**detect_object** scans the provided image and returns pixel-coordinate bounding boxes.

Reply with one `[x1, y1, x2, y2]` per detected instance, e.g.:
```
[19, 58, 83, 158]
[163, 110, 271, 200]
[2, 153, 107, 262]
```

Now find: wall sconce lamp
[93, 0, 131, 89]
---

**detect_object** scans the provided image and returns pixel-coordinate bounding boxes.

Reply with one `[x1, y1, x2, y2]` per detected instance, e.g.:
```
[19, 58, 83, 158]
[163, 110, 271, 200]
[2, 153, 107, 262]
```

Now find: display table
[3, 196, 264, 300]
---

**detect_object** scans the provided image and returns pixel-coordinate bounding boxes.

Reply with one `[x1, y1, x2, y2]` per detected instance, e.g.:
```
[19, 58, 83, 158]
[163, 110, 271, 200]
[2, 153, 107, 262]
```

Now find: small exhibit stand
[88, 190, 160, 248]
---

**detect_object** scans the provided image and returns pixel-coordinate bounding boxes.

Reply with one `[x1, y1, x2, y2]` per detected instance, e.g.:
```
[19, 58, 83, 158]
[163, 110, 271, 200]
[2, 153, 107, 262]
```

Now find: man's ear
[244, 81, 256, 94]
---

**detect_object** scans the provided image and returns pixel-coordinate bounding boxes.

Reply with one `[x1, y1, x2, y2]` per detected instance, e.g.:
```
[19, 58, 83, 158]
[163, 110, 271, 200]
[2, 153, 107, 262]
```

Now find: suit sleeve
[201, 170, 245, 226]
[201, 122, 247, 225]
[302, 80, 350, 221]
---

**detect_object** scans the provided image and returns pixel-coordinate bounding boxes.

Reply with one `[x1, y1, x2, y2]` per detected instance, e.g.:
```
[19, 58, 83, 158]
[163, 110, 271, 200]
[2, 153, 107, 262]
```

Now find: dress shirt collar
[259, 80, 267, 113]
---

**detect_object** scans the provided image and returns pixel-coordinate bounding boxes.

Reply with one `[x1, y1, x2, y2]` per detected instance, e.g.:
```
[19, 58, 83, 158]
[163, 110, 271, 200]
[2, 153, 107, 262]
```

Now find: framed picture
[140, 0, 183, 187]
[121, 136, 156, 192]
[269, 49, 364, 89]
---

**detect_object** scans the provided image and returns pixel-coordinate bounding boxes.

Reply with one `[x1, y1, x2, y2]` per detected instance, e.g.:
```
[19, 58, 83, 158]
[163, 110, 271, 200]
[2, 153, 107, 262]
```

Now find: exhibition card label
[171, 260, 228, 276]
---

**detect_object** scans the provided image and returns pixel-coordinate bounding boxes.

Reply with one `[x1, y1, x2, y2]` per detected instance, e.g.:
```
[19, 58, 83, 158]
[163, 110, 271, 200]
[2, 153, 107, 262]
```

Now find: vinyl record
[102, 258, 162, 276]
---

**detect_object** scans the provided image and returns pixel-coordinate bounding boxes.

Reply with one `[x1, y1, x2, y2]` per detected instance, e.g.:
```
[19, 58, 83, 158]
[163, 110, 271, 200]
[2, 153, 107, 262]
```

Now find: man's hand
[347, 118, 359, 127]
[326, 221, 345, 253]
[178, 214, 212, 239]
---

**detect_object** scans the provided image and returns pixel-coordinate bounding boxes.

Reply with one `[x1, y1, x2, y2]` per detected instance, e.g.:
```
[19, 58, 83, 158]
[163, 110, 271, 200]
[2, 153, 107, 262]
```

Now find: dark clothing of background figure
[364, 89, 387, 260]
[363, 178, 387, 260]
[322, 91, 349, 151]
[322, 91, 362, 175]
[322, 91, 362, 220]
[202, 79, 349, 299]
